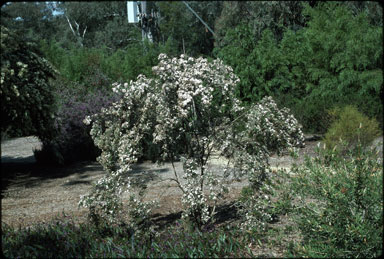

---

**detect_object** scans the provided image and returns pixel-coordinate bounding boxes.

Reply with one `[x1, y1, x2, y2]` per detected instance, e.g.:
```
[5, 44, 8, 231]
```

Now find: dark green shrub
[323, 105, 381, 152]
[1, 215, 94, 258]
[1, 26, 58, 140]
[290, 142, 383, 258]
[300, 2, 383, 130]
[274, 93, 333, 134]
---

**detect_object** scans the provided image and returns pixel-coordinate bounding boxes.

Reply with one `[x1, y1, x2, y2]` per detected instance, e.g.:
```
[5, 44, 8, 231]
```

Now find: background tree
[1, 0, 382, 143]
[214, 2, 383, 132]
[1, 2, 59, 42]
[53, 2, 141, 50]
[214, 1, 307, 48]
[156, 1, 222, 57]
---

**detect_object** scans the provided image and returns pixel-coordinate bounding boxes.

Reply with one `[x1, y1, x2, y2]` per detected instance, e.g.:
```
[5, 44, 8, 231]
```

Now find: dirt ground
[1, 135, 382, 229]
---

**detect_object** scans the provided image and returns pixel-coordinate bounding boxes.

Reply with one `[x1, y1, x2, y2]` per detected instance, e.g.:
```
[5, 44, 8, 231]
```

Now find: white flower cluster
[152, 53, 242, 120]
[229, 97, 304, 230]
[239, 187, 274, 233]
[179, 158, 229, 225]
[79, 53, 242, 227]
[126, 193, 158, 236]
[246, 96, 305, 155]
[78, 168, 130, 224]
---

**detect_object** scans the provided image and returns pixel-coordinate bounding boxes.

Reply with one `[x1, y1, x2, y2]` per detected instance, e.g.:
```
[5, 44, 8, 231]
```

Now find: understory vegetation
[1, 1, 383, 258]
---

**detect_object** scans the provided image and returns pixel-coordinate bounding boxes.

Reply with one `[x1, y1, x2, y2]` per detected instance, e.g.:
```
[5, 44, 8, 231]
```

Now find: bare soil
[1, 135, 382, 230]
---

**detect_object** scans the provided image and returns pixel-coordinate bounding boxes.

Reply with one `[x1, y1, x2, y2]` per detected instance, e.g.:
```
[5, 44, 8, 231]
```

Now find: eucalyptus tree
[0, 2, 58, 42]
[214, 1, 307, 48]
[55, 1, 140, 49]
[156, 1, 223, 57]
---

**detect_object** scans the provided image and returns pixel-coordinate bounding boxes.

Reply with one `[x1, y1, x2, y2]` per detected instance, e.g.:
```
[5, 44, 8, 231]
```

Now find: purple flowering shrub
[34, 86, 121, 165]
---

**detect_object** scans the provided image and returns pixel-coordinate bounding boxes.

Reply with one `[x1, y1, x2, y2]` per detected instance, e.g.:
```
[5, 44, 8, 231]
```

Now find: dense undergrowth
[287, 141, 383, 257]
[2, 212, 250, 258]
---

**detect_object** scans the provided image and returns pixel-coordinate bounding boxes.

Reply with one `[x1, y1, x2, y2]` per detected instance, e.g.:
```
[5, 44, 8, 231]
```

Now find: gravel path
[1, 136, 42, 163]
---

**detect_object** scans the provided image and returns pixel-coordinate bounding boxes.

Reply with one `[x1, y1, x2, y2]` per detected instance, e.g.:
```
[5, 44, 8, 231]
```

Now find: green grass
[2, 213, 251, 258]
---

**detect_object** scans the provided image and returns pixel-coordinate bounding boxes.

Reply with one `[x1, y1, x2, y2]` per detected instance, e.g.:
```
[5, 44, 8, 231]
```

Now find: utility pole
[127, 1, 159, 43]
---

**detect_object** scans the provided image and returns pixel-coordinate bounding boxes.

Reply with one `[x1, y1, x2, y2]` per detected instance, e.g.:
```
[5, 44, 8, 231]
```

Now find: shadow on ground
[1, 160, 103, 198]
[1, 159, 176, 199]
[152, 202, 240, 231]
[1, 155, 36, 164]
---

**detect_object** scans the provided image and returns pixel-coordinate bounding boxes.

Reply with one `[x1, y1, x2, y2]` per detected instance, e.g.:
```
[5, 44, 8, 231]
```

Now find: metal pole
[141, 1, 146, 41]
[182, 1, 215, 36]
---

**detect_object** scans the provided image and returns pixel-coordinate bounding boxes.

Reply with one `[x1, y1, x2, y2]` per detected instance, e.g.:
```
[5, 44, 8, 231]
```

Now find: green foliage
[213, 23, 256, 102]
[289, 143, 383, 258]
[156, 1, 221, 57]
[1, 26, 58, 140]
[274, 93, 339, 134]
[2, 216, 248, 258]
[214, 25, 290, 103]
[303, 2, 383, 99]
[239, 186, 253, 203]
[214, 1, 306, 48]
[40, 39, 177, 89]
[54, 2, 140, 49]
[214, 1, 383, 133]
[1, 2, 58, 42]
[323, 105, 381, 152]
[103, 40, 176, 83]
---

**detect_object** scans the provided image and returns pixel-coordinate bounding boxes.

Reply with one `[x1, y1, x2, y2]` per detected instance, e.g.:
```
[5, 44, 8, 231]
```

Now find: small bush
[323, 105, 381, 152]
[289, 142, 383, 258]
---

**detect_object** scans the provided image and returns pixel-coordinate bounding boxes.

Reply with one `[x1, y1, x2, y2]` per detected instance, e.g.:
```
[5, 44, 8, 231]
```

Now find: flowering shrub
[238, 185, 274, 233]
[80, 53, 305, 229]
[179, 157, 229, 226]
[1, 25, 57, 139]
[80, 53, 242, 227]
[213, 96, 305, 191]
[79, 170, 129, 225]
[215, 96, 305, 232]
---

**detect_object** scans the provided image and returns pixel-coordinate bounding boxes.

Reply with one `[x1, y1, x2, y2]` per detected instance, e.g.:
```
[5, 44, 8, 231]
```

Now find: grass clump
[288, 141, 383, 258]
[323, 105, 381, 152]
[2, 213, 249, 258]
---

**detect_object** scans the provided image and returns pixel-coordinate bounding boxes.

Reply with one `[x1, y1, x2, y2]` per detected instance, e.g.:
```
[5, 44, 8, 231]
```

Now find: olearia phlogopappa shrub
[79, 53, 305, 230]
[221, 96, 305, 233]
